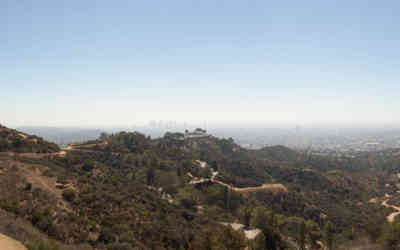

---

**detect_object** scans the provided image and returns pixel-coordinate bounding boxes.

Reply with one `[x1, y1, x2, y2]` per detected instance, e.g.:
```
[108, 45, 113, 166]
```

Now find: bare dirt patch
[369, 198, 378, 204]
[214, 180, 288, 193]
[18, 165, 62, 198]
[18, 133, 27, 140]
[15, 163, 74, 212]
[188, 172, 288, 193]
[0, 233, 26, 250]
[382, 199, 400, 223]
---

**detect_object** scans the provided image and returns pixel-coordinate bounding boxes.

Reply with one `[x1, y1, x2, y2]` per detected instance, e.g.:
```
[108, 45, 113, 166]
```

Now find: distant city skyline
[2, 1, 400, 127]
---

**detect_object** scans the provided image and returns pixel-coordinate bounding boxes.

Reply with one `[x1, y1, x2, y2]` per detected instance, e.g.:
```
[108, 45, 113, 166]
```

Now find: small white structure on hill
[185, 128, 208, 138]
[220, 222, 262, 240]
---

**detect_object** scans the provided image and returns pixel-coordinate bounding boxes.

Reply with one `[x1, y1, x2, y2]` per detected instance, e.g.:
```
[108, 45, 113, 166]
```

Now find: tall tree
[146, 166, 155, 186]
[212, 160, 218, 171]
[323, 221, 335, 250]
[252, 233, 266, 250]
[251, 206, 281, 250]
[298, 220, 306, 250]
[238, 205, 252, 228]
[381, 221, 400, 250]
[223, 186, 232, 211]
[99, 132, 109, 140]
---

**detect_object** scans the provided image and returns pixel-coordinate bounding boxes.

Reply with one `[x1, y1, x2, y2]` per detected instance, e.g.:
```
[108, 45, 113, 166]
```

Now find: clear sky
[1, 0, 400, 127]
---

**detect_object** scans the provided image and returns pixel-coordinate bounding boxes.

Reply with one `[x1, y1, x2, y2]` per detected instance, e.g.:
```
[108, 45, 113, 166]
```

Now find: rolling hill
[0, 125, 398, 249]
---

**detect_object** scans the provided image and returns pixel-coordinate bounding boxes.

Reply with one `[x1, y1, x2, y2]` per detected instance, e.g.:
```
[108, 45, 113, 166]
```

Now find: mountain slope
[0, 128, 396, 249]
[0, 125, 59, 153]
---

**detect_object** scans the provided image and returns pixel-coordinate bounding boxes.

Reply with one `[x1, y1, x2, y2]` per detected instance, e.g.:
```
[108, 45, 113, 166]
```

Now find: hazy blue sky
[1, 1, 400, 127]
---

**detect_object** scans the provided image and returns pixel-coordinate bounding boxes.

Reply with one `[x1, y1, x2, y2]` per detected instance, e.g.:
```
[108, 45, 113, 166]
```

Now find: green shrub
[62, 189, 76, 202]
[0, 137, 8, 151]
[180, 198, 196, 210]
[82, 160, 95, 172]
[26, 239, 64, 250]
[25, 182, 33, 191]
[107, 243, 133, 250]
[0, 200, 19, 213]
[12, 137, 22, 148]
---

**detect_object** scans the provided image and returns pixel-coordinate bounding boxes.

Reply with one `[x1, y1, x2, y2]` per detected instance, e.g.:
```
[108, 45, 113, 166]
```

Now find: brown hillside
[0, 125, 59, 153]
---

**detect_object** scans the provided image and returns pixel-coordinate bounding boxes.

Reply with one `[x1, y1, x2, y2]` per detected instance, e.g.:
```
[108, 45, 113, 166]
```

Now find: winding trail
[1, 141, 109, 159]
[0, 233, 26, 250]
[213, 180, 288, 193]
[188, 171, 287, 193]
[381, 196, 400, 223]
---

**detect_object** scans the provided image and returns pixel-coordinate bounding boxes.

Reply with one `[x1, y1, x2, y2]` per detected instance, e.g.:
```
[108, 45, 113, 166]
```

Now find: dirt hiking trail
[0, 233, 26, 250]
[381, 196, 400, 223]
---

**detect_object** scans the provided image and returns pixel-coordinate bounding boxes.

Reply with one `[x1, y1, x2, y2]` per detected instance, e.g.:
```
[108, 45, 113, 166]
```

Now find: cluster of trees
[192, 224, 247, 250]
[238, 205, 331, 250]
[364, 219, 400, 250]
[103, 132, 151, 154]
[380, 221, 400, 250]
